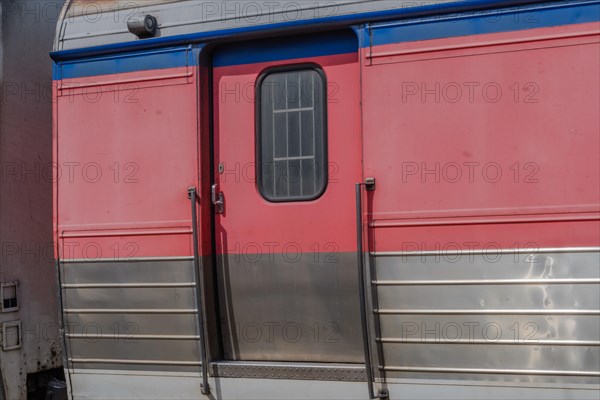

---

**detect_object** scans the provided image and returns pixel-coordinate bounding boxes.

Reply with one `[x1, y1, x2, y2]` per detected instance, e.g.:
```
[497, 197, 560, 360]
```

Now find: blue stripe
[213, 30, 357, 68]
[54, 47, 196, 80]
[50, 0, 599, 76]
[50, 0, 586, 61]
[370, 0, 600, 46]
[52, 63, 61, 81]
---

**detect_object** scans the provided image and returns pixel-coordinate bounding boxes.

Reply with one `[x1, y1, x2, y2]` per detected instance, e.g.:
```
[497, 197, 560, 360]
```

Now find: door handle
[211, 184, 224, 214]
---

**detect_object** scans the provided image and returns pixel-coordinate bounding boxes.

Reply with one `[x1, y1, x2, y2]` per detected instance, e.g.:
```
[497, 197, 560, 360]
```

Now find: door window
[257, 66, 327, 201]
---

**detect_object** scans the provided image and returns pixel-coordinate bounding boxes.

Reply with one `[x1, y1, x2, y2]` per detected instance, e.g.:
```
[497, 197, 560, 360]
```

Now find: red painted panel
[60, 234, 192, 260]
[213, 52, 362, 254]
[372, 220, 600, 253]
[362, 24, 600, 250]
[55, 67, 199, 259]
[367, 21, 600, 65]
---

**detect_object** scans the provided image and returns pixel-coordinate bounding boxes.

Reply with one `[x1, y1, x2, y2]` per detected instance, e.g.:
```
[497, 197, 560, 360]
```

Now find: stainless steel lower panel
[216, 252, 363, 363]
[371, 249, 600, 384]
[60, 258, 203, 372]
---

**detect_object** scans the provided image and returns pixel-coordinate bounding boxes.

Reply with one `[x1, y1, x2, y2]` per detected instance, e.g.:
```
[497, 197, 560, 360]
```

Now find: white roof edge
[51, 0, 554, 53]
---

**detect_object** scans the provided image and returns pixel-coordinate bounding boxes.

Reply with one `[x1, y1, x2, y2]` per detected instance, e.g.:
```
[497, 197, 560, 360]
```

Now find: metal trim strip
[369, 210, 600, 227]
[60, 228, 192, 238]
[64, 309, 198, 314]
[373, 278, 600, 286]
[381, 366, 600, 377]
[69, 369, 202, 377]
[59, 220, 191, 231]
[378, 338, 600, 346]
[69, 358, 202, 366]
[62, 283, 196, 289]
[375, 309, 600, 315]
[372, 247, 600, 256]
[66, 334, 200, 341]
[60, 256, 194, 263]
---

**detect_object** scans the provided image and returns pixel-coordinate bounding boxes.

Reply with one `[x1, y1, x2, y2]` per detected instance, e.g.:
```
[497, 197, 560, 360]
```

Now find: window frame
[255, 63, 329, 203]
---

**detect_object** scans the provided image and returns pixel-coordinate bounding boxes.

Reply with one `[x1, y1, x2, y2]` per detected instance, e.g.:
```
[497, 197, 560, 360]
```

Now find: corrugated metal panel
[372, 250, 600, 384]
[61, 259, 204, 373]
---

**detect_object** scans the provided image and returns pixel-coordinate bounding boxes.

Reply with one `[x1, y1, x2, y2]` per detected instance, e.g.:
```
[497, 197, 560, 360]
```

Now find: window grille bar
[273, 107, 314, 114]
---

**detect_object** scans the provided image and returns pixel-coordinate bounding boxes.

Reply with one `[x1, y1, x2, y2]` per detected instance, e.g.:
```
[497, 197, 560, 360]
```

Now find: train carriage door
[212, 31, 363, 363]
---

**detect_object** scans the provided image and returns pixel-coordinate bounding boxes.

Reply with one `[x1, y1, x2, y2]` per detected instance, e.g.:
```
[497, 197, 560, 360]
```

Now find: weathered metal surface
[60, 258, 206, 373]
[216, 254, 364, 363]
[0, 1, 65, 399]
[371, 250, 600, 384]
[53, 0, 463, 51]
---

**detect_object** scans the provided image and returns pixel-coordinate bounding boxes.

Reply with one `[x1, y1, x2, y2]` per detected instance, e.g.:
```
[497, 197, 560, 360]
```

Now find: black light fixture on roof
[127, 15, 158, 39]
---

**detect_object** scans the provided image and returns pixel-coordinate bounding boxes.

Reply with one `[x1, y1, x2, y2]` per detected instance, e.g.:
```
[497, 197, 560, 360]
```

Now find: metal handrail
[188, 187, 210, 396]
[356, 182, 388, 400]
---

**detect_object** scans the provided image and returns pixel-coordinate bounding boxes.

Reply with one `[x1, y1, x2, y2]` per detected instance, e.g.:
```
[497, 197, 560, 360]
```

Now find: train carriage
[51, 1, 600, 399]
[1, 1, 66, 398]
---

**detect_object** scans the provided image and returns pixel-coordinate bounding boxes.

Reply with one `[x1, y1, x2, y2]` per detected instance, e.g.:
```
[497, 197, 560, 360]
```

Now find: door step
[211, 361, 366, 382]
